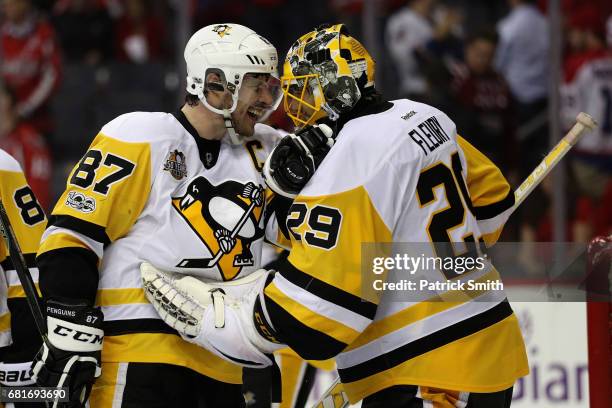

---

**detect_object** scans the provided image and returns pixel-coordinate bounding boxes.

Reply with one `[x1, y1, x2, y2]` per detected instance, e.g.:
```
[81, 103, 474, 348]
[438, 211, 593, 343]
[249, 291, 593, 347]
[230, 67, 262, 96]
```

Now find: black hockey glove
[31, 300, 103, 408]
[263, 124, 334, 198]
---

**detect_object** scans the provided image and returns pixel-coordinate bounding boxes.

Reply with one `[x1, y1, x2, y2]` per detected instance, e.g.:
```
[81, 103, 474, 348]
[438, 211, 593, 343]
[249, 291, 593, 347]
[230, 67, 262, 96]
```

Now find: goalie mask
[281, 23, 376, 128]
[185, 24, 283, 144]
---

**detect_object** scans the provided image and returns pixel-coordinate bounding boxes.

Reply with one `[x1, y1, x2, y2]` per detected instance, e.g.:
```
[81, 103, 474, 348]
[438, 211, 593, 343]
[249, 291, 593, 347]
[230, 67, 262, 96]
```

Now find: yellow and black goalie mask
[281, 23, 376, 128]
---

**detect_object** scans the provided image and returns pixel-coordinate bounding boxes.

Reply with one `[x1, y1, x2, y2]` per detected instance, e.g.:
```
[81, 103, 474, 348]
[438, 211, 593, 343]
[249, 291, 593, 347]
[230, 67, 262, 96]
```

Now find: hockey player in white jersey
[29, 23, 311, 407]
[0, 148, 47, 407]
[143, 24, 529, 407]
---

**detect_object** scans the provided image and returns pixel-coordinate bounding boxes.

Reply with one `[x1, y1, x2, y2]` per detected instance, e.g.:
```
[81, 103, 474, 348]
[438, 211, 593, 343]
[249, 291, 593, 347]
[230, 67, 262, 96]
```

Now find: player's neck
[181, 103, 226, 141]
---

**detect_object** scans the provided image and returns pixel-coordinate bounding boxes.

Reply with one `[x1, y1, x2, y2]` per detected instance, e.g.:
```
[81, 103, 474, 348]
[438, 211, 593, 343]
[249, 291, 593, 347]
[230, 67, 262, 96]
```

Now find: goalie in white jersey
[30, 24, 297, 407]
[143, 24, 529, 407]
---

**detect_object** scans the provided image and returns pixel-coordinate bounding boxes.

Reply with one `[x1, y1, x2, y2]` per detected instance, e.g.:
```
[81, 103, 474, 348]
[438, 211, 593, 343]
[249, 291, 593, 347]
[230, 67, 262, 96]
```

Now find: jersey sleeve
[263, 179, 389, 360]
[0, 150, 46, 367]
[36, 131, 154, 303]
[457, 136, 515, 246]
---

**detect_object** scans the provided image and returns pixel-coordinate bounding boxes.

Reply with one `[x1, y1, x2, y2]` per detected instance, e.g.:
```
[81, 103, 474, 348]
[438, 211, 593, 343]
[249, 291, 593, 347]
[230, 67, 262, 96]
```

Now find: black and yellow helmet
[281, 24, 376, 127]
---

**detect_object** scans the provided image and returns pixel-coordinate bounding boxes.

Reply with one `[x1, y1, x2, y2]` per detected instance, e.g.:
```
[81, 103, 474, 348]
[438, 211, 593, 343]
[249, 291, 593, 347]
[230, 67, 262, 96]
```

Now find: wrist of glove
[31, 300, 104, 408]
[141, 263, 284, 368]
[263, 124, 334, 198]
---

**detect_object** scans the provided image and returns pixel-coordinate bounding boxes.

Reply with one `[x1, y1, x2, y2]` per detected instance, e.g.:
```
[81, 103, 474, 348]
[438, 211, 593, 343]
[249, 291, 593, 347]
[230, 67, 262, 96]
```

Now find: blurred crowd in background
[0, 0, 610, 264]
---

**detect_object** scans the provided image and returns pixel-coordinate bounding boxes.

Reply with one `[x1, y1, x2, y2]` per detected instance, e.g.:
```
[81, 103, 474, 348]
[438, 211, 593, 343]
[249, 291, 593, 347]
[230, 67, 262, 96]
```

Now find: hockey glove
[141, 263, 284, 368]
[263, 124, 334, 198]
[31, 300, 103, 408]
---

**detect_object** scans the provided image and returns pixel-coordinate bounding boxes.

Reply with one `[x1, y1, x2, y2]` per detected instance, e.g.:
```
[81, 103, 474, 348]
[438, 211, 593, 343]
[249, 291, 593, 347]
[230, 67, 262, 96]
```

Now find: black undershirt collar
[173, 109, 221, 169]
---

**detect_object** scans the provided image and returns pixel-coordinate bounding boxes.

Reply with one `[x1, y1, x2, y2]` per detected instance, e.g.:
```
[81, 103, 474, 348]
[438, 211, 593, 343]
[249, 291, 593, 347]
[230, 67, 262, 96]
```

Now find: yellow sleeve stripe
[8, 284, 42, 299]
[288, 186, 392, 301]
[345, 268, 501, 351]
[38, 232, 92, 255]
[51, 133, 152, 243]
[457, 136, 512, 208]
[481, 225, 504, 247]
[96, 288, 148, 307]
[0, 169, 46, 255]
[0, 313, 10, 331]
[265, 282, 360, 345]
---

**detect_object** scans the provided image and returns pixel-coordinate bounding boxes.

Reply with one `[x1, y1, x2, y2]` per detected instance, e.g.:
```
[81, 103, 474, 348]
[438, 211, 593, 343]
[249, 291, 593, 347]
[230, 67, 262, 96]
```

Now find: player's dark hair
[185, 93, 200, 106]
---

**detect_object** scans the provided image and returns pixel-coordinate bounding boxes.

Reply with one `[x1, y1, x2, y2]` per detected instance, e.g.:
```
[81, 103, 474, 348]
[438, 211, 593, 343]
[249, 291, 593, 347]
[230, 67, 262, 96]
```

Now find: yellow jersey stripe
[346, 268, 501, 351]
[341, 314, 528, 403]
[457, 136, 512, 209]
[266, 282, 360, 345]
[96, 288, 148, 307]
[0, 313, 11, 331]
[8, 284, 42, 299]
[102, 332, 242, 384]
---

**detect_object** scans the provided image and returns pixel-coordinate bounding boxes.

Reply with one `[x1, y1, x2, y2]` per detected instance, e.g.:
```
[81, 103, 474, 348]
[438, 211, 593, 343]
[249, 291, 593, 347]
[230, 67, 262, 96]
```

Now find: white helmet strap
[223, 110, 241, 145]
[194, 81, 244, 145]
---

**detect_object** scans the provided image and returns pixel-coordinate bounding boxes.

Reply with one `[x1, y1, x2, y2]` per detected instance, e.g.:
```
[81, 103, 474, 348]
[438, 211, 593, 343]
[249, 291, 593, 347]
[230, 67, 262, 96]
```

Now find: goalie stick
[310, 112, 598, 408]
[0, 199, 48, 341]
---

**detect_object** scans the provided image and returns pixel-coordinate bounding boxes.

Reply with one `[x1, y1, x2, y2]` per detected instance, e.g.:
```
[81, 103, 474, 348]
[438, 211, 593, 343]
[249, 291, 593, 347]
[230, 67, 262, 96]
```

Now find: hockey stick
[310, 112, 598, 408]
[312, 376, 348, 408]
[513, 112, 597, 210]
[0, 199, 48, 341]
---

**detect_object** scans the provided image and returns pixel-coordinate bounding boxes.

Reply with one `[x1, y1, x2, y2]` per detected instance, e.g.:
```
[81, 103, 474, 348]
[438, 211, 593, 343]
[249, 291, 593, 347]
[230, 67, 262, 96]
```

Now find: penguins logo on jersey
[172, 177, 265, 281]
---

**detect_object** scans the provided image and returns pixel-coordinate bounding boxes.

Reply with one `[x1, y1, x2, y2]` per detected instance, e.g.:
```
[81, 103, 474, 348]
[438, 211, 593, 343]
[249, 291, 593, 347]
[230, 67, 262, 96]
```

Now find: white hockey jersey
[37, 111, 282, 383]
[0, 149, 46, 388]
[561, 51, 612, 154]
[0, 149, 45, 349]
[263, 99, 528, 402]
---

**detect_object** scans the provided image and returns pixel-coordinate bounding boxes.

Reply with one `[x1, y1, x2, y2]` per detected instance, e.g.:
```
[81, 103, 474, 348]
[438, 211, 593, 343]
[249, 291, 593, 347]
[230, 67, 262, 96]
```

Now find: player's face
[232, 74, 281, 137]
[285, 81, 317, 125]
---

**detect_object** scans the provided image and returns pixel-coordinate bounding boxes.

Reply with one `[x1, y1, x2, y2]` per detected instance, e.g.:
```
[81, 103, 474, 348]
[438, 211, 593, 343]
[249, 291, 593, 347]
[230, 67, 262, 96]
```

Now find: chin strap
[223, 110, 242, 145]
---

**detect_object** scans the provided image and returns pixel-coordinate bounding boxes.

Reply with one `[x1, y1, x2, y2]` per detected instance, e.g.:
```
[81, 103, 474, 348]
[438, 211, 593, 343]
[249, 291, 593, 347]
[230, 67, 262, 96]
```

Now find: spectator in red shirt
[0, 84, 52, 210]
[1, 0, 62, 137]
[450, 29, 516, 174]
